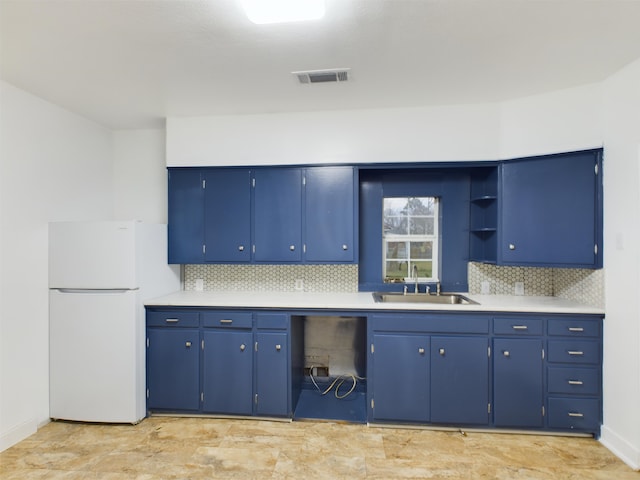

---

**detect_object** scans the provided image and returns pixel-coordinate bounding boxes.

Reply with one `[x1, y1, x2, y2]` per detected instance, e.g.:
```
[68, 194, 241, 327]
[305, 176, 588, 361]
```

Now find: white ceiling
[2, 0, 640, 129]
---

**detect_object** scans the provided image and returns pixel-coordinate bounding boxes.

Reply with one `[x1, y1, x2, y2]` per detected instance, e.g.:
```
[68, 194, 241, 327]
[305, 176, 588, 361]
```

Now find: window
[383, 197, 439, 282]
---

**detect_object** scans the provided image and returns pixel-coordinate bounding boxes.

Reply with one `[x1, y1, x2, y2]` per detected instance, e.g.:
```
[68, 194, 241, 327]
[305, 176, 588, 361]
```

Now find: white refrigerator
[49, 221, 180, 423]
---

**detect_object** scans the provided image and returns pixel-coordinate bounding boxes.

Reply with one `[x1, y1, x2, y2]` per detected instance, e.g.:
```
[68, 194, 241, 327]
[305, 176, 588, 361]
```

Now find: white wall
[166, 104, 501, 166]
[498, 83, 604, 159]
[599, 58, 640, 469]
[0, 81, 114, 450]
[113, 129, 168, 223]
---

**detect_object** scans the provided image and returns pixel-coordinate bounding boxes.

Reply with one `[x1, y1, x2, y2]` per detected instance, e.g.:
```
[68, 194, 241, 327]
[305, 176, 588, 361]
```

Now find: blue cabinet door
[168, 168, 204, 264]
[253, 168, 302, 262]
[493, 338, 544, 427]
[430, 336, 489, 425]
[202, 330, 253, 415]
[499, 150, 601, 267]
[371, 334, 429, 423]
[146, 328, 200, 411]
[203, 169, 252, 262]
[304, 167, 355, 262]
[255, 331, 289, 417]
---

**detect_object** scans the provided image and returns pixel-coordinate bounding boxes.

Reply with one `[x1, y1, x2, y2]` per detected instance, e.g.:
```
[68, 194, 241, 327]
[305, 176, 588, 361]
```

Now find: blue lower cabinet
[371, 334, 430, 423]
[493, 338, 544, 427]
[255, 331, 289, 417]
[202, 330, 253, 415]
[146, 328, 200, 412]
[430, 336, 489, 425]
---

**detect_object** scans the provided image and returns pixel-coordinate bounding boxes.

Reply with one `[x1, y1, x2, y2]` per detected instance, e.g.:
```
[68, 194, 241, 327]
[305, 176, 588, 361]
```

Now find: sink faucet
[413, 265, 419, 294]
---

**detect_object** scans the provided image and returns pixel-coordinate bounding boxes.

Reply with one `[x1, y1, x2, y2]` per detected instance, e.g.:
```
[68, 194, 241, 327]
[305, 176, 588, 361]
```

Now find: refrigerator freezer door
[49, 221, 138, 289]
[49, 289, 144, 423]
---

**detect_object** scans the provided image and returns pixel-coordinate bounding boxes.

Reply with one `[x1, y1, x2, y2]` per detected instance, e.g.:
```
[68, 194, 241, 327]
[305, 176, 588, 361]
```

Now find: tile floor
[1, 416, 638, 479]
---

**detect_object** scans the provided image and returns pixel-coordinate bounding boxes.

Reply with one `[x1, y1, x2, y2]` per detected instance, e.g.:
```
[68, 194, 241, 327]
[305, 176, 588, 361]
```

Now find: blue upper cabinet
[168, 168, 204, 264]
[253, 168, 303, 262]
[203, 168, 252, 262]
[498, 149, 603, 268]
[304, 167, 356, 263]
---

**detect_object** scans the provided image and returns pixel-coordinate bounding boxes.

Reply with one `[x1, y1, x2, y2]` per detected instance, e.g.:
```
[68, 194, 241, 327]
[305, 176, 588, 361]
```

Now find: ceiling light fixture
[239, 0, 325, 24]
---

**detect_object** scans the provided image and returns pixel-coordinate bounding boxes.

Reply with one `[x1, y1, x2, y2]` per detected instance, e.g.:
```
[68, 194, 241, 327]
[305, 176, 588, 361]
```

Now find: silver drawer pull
[289, 245, 295, 251]
[512, 325, 528, 330]
[342, 244, 348, 250]
[240, 344, 246, 351]
[276, 344, 282, 351]
[185, 341, 192, 348]
[568, 351, 584, 356]
[568, 327, 584, 332]
[165, 318, 179, 323]
[439, 348, 445, 356]
[418, 348, 425, 354]
[238, 245, 244, 251]
[509, 244, 516, 250]
[568, 412, 584, 418]
[503, 350, 510, 357]
[220, 319, 233, 324]
[568, 380, 584, 385]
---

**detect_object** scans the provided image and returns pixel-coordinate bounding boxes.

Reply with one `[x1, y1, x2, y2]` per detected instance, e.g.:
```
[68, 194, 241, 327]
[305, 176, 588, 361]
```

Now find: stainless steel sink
[372, 292, 478, 305]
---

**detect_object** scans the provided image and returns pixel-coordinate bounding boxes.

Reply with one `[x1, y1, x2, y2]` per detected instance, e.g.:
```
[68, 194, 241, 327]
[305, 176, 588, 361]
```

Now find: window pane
[385, 261, 408, 279]
[407, 197, 434, 215]
[409, 217, 434, 235]
[410, 241, 432, 259]
[411, 261, 432, 278]
[384, 216, 407, 235]
[383, 198, 408, 216]
[386, 241, 407, 259]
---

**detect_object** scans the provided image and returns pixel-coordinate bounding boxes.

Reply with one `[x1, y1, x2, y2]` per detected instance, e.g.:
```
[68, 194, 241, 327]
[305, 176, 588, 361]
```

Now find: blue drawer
[202, 311, 253, 329]
[548, 318, 600, 338]
[493, 317, 543, 336]
[371, 314, 489, 334]
[547, 397, 600, 431]
[548, 367, 600, 395]
[147, 310, 200, 327]
[256, 313, 289, 330]
[547, 340, 600, 365]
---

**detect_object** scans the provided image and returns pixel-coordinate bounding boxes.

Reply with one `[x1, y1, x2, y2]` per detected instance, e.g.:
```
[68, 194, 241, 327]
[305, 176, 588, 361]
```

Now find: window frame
[382, 196, 440, 283]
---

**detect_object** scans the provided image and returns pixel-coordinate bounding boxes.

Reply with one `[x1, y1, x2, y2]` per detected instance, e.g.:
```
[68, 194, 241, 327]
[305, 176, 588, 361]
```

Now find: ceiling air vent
[293, 68, 350, 84]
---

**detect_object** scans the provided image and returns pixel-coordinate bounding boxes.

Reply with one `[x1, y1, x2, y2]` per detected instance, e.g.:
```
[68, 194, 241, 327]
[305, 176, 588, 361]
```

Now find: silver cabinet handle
[568, 380, 583, 385]
[509, 244, 516, 250]
[439, 348, 445, 356]
[568, 351, 584, 356]
[185, 341, 192, 348]
[342, 244, 348, 250]
[240, 344, 246, 351]
[568, 327, 584, 332]
[165, 318, 179, 323]
[289, 245, 295, 251]
[238, 245, 244, 251]
[568, 412, 584, 418]
[512, 325, 528, 330]
[220, 319, 233, 324]
[503, 351, 510, 357]
[275, 344, 281, 351]
[418, 348, 425, 354]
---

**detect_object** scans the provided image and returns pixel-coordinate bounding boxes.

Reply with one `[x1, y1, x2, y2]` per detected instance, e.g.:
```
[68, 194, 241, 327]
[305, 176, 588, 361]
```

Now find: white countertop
[145, 291, 605, 315]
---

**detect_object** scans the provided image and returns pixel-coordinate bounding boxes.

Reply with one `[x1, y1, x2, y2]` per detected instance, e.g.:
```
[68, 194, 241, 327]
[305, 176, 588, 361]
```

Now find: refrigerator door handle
[55, 288, 136, 294]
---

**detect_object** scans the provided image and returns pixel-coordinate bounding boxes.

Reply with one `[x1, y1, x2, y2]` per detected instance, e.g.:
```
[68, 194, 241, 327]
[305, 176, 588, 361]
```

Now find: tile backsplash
[468, 262, 604, 308]
[185, 262, 604, 308]
[184, 264, 358, 293]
